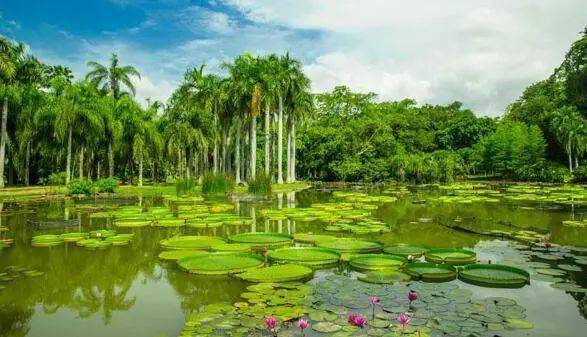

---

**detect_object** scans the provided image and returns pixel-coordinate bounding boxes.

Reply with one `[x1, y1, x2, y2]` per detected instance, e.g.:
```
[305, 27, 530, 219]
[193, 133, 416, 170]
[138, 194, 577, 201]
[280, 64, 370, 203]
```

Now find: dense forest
[0, 27, 586, 188]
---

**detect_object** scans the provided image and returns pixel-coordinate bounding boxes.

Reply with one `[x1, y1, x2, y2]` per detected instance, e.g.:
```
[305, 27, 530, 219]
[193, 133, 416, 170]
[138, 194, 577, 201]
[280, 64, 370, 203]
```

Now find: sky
[0, 0, 586, 116]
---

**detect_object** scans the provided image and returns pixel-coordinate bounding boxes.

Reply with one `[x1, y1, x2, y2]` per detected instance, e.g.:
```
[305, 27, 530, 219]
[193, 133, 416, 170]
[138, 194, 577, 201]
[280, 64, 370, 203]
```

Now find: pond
[0, 183, 586, 337]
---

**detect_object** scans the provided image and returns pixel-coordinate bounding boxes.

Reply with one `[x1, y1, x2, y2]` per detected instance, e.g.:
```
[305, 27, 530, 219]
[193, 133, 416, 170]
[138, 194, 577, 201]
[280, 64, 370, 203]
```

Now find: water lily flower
[298, 318, 309, 336]
[265, 316, 277, 329]
[369, 295, 380, 319]
[408, 290, 418, 303]
[348, 313, 367, 328]
[398, 313, 410, 330]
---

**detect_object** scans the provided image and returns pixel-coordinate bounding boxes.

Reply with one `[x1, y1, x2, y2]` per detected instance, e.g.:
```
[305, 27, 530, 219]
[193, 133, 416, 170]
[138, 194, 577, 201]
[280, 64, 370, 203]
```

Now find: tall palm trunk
[286, 120, 292, 183]
[97, 161, 101, 180]
[138, 153, 143, 186]
[291, 122, 296, 182]
[152, 162, 156, 184]
[568, 142, 573, 173]
[186, 148, 191, 179]
[25, 142, 31, 186]
[79, 146, 84, 179]
[222, 129, 228, 173]
[0, 98, 8, 188]
[108, 142, 114, 178]
[213, 140, 219, 174]
[250, 116, 257, 180]
[66, 126, 72, 185]
[277, 96, 284, 184]
[235, 125, 241, 184]
[264, 105, 271, 176]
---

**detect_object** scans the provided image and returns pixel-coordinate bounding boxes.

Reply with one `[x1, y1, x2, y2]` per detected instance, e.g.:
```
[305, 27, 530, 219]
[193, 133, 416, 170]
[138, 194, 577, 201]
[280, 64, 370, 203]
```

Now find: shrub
[514, 161, 568, 183]
[96, 178, 119, 193]
[248, 174, 272, 194]
[176, 177, 198, 196]
[67, 178, 94, 196]
[572, 166, 587, 183]
[201, 173, 234, 194]
[45, 172, 67, 185]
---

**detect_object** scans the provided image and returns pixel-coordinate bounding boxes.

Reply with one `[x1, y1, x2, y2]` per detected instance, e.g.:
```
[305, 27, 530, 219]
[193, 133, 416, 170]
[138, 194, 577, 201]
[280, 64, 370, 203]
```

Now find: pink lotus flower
[369, 296, 380, 304]
[398, 313, 410, 329]
[298, 319, 309, 330]
[348, 314, 367, 328]
[264, 316, 277, 329]
[408, 290, 418, 302]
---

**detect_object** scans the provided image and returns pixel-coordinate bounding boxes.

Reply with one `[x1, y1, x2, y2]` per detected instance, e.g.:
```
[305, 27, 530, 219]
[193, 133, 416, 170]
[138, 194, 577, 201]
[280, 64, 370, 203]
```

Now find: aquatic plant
[403, 262, 457, 282]
[96, 178, 118, 193]
[317, 238, 382, 253]
[458, 264, 530, 288]
[350, 254, 406, 270]
[398, 313, 410, 330]
[267, 247, 340, 266]
[67, 178, 94, 195]
[160, 236, 225, 250]
[383, 245, 427, 258]
[236, 264, 313, 282]
[347, 313, 367, 328]
[248, 173, 272, 194]
[175, 177, 197, 196]
[298, 318, 309, 336]
[369, 296, 380, 319]
[424, 248, 477, 265]
[158, 250, 206, 261]
[201, 173, 235, 194]
[229, 232, 293, 249]
[358, 270, 411, 284]
[177, 252, 264, 275]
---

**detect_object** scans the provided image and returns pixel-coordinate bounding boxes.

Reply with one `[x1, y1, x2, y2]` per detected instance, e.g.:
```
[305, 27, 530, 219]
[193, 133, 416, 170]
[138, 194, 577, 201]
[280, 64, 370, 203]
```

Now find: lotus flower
[348, 314, 367, 328]
[408, 290, 418, 302]
[369, 296, 380, 304]
[398, 313, 410, 330]
[264, 316, 277, 329]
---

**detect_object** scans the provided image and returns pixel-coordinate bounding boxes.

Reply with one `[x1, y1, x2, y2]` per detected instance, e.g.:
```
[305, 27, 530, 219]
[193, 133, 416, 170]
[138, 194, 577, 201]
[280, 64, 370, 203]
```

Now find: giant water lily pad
[293, 233, 337, 244]
[178, 252, 264, 275]
[383, 245, 427, 258]
[403, 263, 457, 282]
[312, 322, 342, 333]
[349, 254, 406, 270]
[114, 219, 151, 228]
[212, 243, 253, 252]
[317, 238, 382, 253]
[237, 264, 313, 282]
[158, 250, 207, 261]
[425, 248, 477, 265]
[358, 270, 411, 284]
[59, 232, 87, 242]
[268, 247, 340, 266]
[458, 264, 530, 288]
[31, 235, 64, 247]
[76, 238, 112, 249]
[229, 232, 293, 248]
[160, 236, 225, 250]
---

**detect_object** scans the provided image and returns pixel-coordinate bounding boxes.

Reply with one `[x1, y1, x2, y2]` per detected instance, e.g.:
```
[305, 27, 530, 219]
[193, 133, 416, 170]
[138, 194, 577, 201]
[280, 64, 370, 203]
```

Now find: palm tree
[550, 106, 585, 172]
[86, 54, 141, 99]
[288, 90, 313, 182]
[260, 55, 280, 177]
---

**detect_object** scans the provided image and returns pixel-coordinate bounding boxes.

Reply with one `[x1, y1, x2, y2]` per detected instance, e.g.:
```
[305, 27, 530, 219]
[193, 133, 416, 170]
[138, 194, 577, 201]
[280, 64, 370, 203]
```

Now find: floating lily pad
[114, 220, 151, 228]
[31, 235, 64, 247]
[425, 248, 477, 265]
[383, 245, 427, 258]
[536, 268, 566, 276]
[349, 254, 406, 270]
[505, 318, 534, 329]
[267, 247, 340, 266]
[312, 322, 342, 333]
[212, 243, 253, 252]
[236, 264, 313, 282]
[293, 233, 337, 244]
[317, 238, 382, 253]
[58, 232, 87, 242]
[178, 252, 264, 275]
[76, 238, 112, 249]
[160, 236, 225, 250]
[458, 264, 530, 288]
[403, 262, 457, 282]
[358, 270, 411, 284]
[104, 234, 133, 246]
[557, 264, 582, 272]
[229, 232, 293, 248]
[89, 230, 117, 238]
[158, 250, 207, 261]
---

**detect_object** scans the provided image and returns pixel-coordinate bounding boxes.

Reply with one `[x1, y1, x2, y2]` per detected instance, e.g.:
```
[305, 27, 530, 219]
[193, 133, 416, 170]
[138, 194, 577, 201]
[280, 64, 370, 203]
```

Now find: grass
[202, 173, 235, 194]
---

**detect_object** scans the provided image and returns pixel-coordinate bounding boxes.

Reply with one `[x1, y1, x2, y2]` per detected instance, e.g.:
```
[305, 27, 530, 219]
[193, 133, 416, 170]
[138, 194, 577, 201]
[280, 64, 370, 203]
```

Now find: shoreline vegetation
[1, 28, 587, 191]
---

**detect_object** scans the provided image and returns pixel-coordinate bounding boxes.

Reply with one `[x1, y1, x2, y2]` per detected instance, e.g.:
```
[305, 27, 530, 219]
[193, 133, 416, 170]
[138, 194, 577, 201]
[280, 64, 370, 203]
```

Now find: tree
[86, 54, 141, 100]
[550, 106, 586, 172]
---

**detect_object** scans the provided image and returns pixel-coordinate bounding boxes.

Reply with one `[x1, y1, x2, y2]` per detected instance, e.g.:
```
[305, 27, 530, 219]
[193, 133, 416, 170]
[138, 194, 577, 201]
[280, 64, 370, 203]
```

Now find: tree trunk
[292, 122, 296, 182]
[575, 155, 579, 169]
[222, 129, 228, 173]
[0, 98, 8, 188]
[264, 106, 271, 176]
[213, 140, 219, 174]
[277, 96, 284, 184]
[97, 161, 101, 180]
[243, 126, 248, 182]
[568, 143, 573, 173]
[66, 126, 72, 185]
[286, 120, 292, 183]
[108, 142, 114, 178]
[250, 116, 257, 180]
[79, 146, 84, 179]
[186, 148, 191, 179]
[25, 142, 31, 186]
[152, 161, 156, 184]
[235, 125, 241, 184]
[138, 153, 143, 186]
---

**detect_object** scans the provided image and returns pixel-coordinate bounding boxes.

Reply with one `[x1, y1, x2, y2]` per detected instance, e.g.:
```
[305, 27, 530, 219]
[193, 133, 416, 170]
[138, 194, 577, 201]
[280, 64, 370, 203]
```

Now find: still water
[0, 184, 585, 337]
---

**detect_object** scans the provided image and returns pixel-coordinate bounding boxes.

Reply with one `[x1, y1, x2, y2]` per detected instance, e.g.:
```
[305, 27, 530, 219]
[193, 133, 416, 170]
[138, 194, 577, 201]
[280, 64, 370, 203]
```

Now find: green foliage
[66, 178, 93, 195]
[247, 173, 272, 194]
[45, 172, 67, 186]
[175, 177, 197, 196]
[96, 178, 118, 193]
[572, 166, 587, 183]
[201, 173, 234, 194]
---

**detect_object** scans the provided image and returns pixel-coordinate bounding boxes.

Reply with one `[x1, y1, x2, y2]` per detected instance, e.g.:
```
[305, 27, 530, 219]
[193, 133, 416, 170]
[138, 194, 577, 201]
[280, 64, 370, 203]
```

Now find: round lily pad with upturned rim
[212, 243, 253, 252]
[160, 236, 225, 250]
[178, 252, 264, 275]
[425, 248, 477, 265]
[159, 250, 207, 261]
[293, 233, 337, 244]
[229, 232, 293, 248]
[267, 247, 340, 266]
[32, 235, 64, 247]
[236, 264, 313, 282]
[317, 238, 382, 253]
[403, 262, 457, 282]
[358, 270, 411, 284]
[59, 232, 88, 242]
[458, 264, 530, 288]
[383, 245, 427, 258]
[76, 238, 112, 249]
[350, 254, 406, 270]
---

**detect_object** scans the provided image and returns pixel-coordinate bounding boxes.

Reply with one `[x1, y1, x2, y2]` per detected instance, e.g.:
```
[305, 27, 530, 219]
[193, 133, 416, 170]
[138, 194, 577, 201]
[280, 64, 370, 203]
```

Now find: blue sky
[1, 0, 586, 115]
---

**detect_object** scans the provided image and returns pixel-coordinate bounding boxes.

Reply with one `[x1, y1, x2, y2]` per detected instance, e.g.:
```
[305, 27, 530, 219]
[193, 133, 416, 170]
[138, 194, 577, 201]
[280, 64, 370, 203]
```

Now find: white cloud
[224, 0, 587, 115]
[134, 75, 175, 105]
[179, 6, 236, 34]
